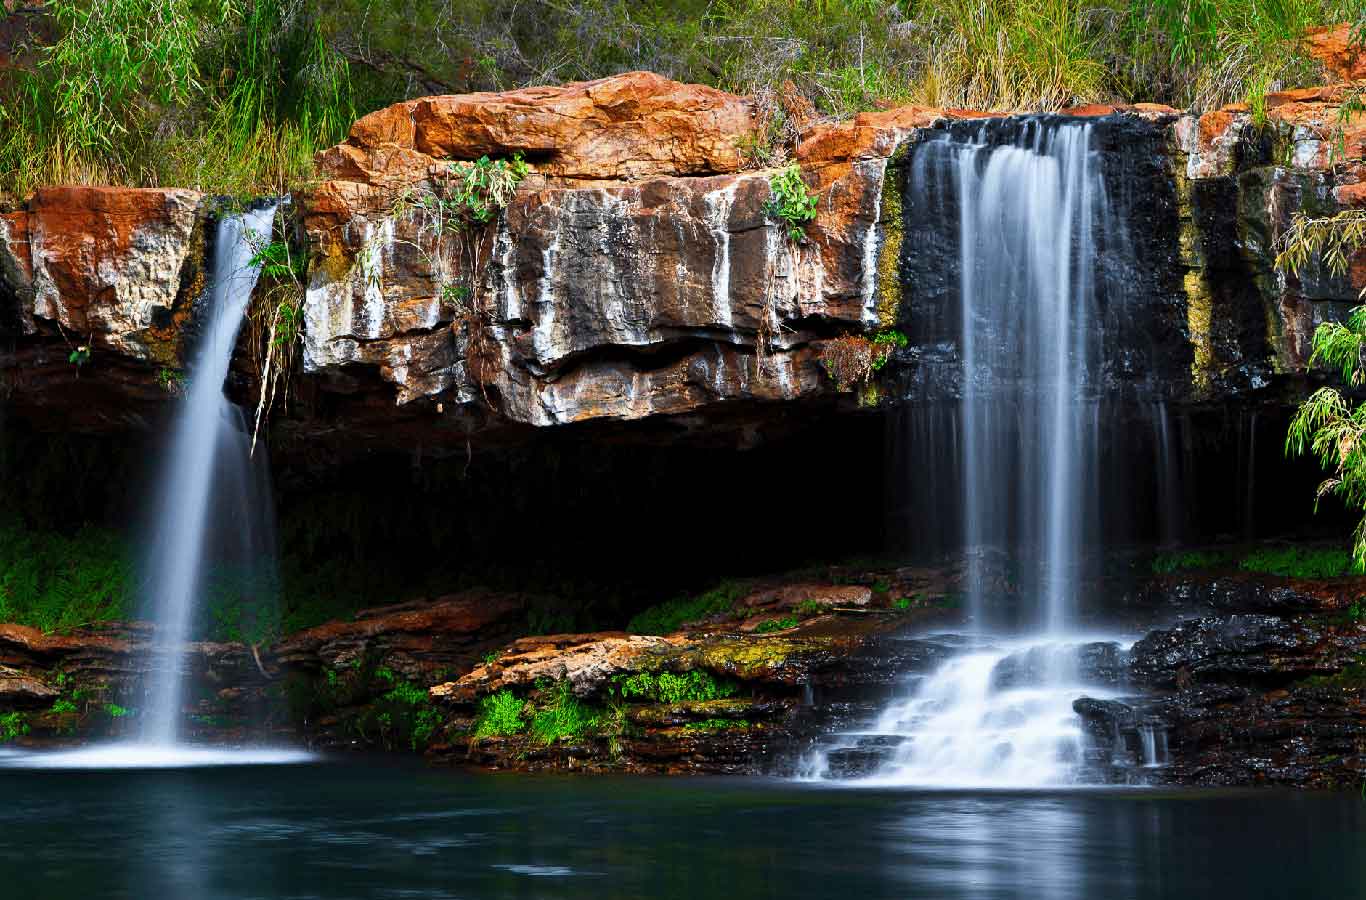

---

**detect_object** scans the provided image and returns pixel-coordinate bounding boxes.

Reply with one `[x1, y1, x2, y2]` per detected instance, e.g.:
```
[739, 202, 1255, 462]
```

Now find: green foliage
[1151, 549, 1235, 573]
[104, 703, 130, 719]
[765, 166, 818, 242]
[0, 519, 133, 633]
[1239, 546, 1362, 579]
[0, 712, 29, 743]
[1286, 309, 1366, 568]
[2, 0, 1358, 195]
[156, 368, 187, 395]
[1277, 213, 1366, 307]
[67, 346, 90, 368]
[614, 670, 738, 704]
[530, 681, 601, 745]
[753, 615, 800, 633]
[627, 580, 749, 635]
[893, 596, 914, 611]
[869, 331, 908, 373]
[0, 0, 354, 195]
[472, 690, 527, 738]
[682, 718, 751, 732]
[794, 599, 830, 616]
[49, 698, 77, 715]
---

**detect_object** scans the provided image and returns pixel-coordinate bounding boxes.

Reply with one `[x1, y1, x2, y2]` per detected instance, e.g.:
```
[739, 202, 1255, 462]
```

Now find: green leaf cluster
[765, 166, 819, 243]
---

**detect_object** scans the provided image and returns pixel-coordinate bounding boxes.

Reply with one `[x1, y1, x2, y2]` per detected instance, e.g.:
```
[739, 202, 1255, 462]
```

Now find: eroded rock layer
[2, 67, 1364, 454]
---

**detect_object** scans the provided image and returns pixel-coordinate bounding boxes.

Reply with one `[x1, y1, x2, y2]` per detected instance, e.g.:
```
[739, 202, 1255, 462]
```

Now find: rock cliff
[4, 64, 1363, 455]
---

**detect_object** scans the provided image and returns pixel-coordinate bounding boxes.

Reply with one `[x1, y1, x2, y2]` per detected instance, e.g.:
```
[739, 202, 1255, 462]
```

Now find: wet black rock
[1128, 614, 1321, 687]
[1128, 576, 1322, 615]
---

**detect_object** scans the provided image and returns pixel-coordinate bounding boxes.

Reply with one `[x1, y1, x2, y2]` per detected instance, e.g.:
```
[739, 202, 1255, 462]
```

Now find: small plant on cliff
[765, 165, 818, 243]
[818, 330, 905, 392]
[104, 703, 130, 719]
[472, 689, 527, 739]
[245, 222, 307, 455]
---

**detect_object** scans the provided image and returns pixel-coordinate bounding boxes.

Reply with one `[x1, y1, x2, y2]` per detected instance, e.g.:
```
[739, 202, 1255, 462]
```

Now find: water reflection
[1, 766, 1363, 899]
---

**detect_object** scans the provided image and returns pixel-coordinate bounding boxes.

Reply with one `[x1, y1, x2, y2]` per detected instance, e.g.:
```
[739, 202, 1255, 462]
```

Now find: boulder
[318, 71, 757, 184]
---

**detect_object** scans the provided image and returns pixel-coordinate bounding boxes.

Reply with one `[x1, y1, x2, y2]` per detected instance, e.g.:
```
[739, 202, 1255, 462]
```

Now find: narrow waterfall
[805, 120, 1129, 788]
[141, 204, 278, 746]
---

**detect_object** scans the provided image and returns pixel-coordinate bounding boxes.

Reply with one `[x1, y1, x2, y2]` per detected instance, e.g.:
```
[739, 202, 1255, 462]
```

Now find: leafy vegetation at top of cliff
[1, 0, 1361, 196]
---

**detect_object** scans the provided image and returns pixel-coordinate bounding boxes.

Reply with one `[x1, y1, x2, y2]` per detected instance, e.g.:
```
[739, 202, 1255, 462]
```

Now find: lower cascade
[807, 119, 1133, 788]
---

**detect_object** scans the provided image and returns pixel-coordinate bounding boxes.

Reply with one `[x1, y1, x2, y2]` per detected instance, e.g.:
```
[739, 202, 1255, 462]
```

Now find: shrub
[0, 712, 29, 743]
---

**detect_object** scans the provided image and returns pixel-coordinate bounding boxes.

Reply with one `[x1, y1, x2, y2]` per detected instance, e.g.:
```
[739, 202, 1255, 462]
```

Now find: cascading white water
[806, 121, 1122, 788]
[0, 204, 313, 769]
[141, 204, 278, 746]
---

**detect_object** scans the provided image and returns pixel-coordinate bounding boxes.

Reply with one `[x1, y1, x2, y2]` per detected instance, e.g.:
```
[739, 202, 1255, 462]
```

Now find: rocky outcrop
[2, 59, 1366, 447]
[1075, 570, 1366, 788]
[0, 621, 279, 745]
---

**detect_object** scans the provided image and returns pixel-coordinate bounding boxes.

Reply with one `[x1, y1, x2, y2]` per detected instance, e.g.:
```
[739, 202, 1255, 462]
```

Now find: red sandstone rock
[1305, 25, 1366, 82]
[0, 186, 203, 359]
[318, 71, 757, 183]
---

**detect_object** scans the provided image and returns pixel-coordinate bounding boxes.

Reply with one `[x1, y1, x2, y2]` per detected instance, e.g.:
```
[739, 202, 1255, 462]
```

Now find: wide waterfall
[806, 120, 1131, 788]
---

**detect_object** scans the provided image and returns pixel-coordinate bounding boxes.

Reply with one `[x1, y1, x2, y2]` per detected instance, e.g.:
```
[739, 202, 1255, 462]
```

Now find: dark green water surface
[1, 757, 1363, 899]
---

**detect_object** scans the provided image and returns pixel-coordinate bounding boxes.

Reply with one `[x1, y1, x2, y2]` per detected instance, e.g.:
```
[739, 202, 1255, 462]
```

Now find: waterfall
[140, 204, 279, 746]
[805, 120, 1130, 788]
[0, 204, 312, 768]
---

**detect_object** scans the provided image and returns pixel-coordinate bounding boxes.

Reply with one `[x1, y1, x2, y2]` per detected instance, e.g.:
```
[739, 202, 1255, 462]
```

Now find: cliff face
[5, 67, 1363, 454]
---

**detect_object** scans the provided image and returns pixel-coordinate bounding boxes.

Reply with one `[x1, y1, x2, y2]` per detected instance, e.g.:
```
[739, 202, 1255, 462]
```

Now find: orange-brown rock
[274, 591, 529, 678]
[318, 71, 757, 184]
[1305, 24, 1366, 82]
[434, 631, 683, 700]
[0, 186, 204, 359]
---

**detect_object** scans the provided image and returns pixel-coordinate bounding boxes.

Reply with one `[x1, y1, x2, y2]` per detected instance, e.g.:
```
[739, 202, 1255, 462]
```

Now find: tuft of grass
[753, 615, 800, 633]
[1239, 546, 1362, 579]
[627, 580, 749, 635]
[529, 681, 601, 745]
[104, 703, 130, 719]
[1151, 549, 1235, 574]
